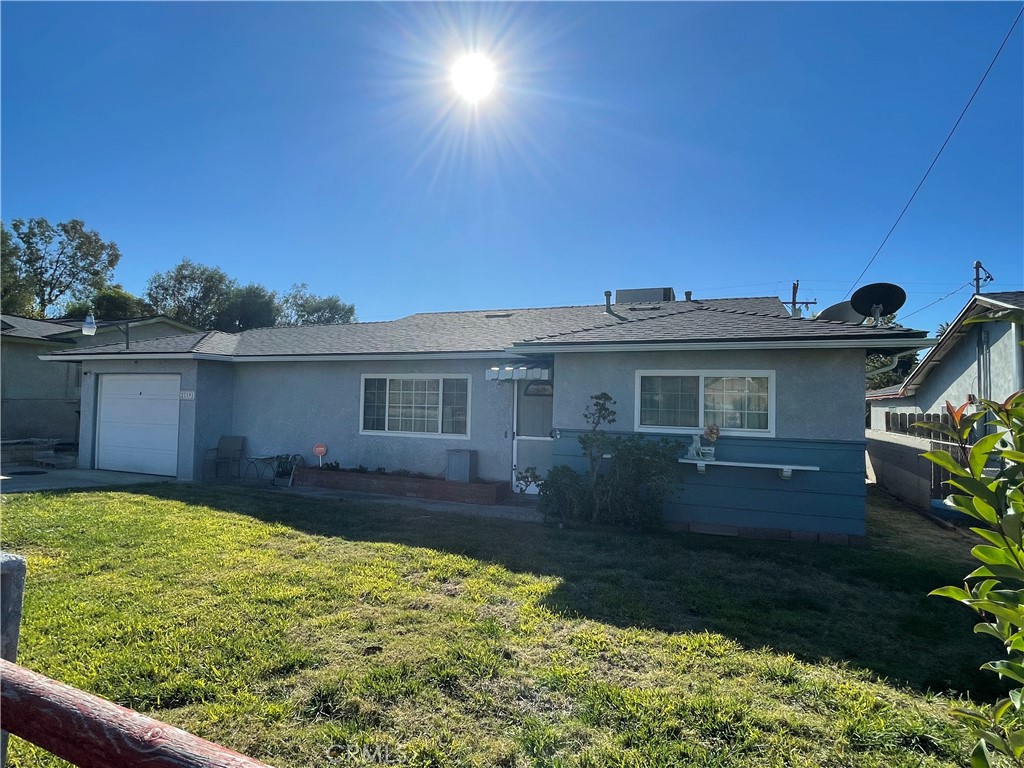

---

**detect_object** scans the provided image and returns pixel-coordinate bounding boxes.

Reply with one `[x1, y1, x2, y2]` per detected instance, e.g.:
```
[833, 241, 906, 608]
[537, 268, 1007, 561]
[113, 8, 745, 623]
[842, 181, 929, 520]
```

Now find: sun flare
[450, 53, 496, 103]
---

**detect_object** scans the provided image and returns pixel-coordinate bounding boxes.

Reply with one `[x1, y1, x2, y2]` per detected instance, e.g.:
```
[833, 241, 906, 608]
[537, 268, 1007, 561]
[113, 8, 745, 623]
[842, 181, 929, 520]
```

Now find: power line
[844, 4, 1024, 300]
[898, 281, 973, 321]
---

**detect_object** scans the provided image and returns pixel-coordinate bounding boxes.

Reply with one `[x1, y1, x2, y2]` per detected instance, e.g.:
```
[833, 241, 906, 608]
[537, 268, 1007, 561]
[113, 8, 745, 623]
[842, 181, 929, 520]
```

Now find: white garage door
[96, 374, 181, 476]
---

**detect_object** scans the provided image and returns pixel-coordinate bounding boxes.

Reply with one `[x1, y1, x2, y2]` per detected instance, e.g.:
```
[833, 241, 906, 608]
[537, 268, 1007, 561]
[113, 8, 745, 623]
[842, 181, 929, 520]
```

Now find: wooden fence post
[0, 658, 275, 768]
[1, 552, 26, 768]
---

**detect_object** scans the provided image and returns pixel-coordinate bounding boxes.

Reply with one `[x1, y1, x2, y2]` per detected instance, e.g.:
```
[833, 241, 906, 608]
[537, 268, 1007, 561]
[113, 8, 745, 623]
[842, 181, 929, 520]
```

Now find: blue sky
[2, 2, 1021, 334]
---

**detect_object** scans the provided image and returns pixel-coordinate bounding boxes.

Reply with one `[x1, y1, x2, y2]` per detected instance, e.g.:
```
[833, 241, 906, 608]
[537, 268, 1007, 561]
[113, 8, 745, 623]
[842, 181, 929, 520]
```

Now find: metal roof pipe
[604, 291, 612, 313]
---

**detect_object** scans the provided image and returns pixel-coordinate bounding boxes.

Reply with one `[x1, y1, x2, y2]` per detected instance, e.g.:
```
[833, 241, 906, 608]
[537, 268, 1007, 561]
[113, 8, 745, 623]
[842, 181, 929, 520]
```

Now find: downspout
[865, 351, 916, 381]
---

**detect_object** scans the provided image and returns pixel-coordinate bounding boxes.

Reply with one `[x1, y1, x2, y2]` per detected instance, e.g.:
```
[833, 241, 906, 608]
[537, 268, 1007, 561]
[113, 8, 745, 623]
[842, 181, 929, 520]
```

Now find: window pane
[442, 378, 469, 434]
[363, 378, 387, 430]
[640, 376, 698, 427]
[703, 376, 770, 432]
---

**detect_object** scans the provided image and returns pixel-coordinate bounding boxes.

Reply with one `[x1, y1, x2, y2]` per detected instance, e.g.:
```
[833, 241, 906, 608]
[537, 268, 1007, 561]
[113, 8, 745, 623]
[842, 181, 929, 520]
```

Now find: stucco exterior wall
[549, 348, 869, 536]
[1, 339, 80, 439]
[552, 348, 866, 440]
[229, 358, 514, 481]
[193, 362, 235, 480]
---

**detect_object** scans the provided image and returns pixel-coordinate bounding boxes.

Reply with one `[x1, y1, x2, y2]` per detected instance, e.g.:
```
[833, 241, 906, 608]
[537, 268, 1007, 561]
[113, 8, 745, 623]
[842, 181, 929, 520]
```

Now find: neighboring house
[44, 288, 929, 539]
[2, 314, 198, 441]
[864, 291, 1024, 511]
[867, 291, 1024, 429]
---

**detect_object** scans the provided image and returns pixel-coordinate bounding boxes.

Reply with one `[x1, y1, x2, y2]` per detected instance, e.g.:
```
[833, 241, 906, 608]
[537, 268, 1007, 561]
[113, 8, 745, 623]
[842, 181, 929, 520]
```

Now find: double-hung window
[361, 375, 470, 437]
[635, 370, 774, 436]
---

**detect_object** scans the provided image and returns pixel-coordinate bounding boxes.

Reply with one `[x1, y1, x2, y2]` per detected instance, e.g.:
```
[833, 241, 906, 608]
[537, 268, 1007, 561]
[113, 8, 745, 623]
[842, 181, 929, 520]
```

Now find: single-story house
[867, 290, 1024, 429]
[2, 314, 197, 441]
[44, 288, 930, 539]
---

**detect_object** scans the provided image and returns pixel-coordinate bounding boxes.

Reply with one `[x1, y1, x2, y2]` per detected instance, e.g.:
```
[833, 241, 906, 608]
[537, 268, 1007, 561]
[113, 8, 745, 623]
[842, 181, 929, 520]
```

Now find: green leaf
[974, 528, 1011, 548]
[921, 450, 969, 477]
[992, 697, 1014, 722]
[949, 476, 1001, 511]
[930, 585, 971, 601]
[1011, 689, 1023, 710]
[1004, 514, 1024, 547]
[1002, 450, 1024, 464]
[954, 707, 992, 724]
[969, 564, 1024, 583]
[971, 432, 1006, 479]
[973, 545, 1017, 566]
[970, 737, 993, 768]
[983, 660, 1024, 686]
[975, 623, 1006, 641]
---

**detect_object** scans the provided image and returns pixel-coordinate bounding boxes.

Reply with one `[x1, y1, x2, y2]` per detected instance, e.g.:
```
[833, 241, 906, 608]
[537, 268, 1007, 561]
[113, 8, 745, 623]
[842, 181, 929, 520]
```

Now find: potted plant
[701, 424, 720, 460]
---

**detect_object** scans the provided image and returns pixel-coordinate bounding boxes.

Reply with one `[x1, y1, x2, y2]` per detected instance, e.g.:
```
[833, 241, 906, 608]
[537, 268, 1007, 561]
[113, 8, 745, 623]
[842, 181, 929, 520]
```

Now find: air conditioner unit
[446, 449, 476, 483]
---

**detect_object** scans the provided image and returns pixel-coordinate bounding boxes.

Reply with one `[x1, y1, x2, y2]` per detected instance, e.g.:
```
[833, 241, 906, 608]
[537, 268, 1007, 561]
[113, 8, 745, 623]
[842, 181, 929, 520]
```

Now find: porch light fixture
[82, 313, 130, 349]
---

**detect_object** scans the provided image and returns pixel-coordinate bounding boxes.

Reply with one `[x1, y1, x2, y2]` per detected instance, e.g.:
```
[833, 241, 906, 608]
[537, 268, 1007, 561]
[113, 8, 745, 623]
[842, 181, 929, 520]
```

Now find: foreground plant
[919, 391, 1024, 765]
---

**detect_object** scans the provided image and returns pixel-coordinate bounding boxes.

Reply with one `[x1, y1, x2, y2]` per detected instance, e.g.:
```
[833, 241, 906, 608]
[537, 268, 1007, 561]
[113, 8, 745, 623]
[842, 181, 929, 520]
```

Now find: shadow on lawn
[138, 482, 994, 699]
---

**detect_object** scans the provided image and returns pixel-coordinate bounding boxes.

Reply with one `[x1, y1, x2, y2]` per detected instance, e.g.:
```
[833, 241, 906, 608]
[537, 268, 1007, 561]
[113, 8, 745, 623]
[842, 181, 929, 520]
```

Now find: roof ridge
[518, 304, 705, 343]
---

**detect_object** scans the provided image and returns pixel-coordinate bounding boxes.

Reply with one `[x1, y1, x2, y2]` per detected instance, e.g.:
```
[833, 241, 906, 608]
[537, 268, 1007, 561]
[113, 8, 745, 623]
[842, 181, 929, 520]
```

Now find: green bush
[538, 464, 590, 523]
[539, 393, 681, 529]
[919, 389, 1024, 766]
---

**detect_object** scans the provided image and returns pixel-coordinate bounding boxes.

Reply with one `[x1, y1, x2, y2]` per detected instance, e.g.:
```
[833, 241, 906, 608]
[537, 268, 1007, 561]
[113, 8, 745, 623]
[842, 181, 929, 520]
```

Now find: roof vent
[628, 305, 662, 312]
[615, 287, 676, 303]
[485, 313, 514, 319]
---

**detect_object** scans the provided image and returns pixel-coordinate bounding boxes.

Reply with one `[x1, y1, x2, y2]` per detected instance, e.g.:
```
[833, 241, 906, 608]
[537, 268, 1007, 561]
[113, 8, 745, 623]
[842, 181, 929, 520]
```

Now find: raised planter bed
[293, 467, 512, 506]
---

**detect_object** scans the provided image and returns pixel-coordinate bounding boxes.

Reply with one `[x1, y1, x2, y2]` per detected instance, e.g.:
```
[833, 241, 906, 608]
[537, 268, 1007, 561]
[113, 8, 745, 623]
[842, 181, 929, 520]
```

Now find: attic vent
[485, 313, 514, 319]
[615, 287, 675, 303]
[628, 305, 662, 311]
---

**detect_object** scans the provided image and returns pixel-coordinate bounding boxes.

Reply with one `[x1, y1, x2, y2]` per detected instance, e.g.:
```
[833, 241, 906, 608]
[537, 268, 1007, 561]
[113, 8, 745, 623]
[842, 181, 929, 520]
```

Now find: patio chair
[272, 453, 305, 487]
[203, 436, 245, 480]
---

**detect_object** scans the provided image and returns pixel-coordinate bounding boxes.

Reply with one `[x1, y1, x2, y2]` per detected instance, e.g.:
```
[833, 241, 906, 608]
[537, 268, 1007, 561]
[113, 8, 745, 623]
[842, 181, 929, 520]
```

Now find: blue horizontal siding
[551, 431, 866, 536]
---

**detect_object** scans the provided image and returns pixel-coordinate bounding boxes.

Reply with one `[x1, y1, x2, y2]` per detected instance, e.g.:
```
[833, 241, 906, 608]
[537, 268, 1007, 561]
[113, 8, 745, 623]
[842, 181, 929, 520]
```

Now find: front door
[512, 379, 554, 494]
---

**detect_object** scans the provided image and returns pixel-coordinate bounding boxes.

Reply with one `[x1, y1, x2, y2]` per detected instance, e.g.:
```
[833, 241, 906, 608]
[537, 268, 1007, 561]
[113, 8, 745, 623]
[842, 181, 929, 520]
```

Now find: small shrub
[321, 461, 341, 472]
[538, 393, 680, 529]
[538, 464, 590, 523]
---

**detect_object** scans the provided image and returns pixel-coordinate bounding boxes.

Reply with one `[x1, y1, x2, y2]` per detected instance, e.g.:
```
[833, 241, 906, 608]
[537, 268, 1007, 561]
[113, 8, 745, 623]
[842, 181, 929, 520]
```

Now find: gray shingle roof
[513, 304, 925, 347]
[47, 295, 927, 359]
[0, 314, 80, 341]
[981, 291, 1024, 309]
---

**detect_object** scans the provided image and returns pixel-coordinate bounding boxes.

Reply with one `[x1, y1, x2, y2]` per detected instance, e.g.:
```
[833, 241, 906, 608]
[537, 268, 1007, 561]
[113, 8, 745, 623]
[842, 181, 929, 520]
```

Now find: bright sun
[450, 53, 496, 103]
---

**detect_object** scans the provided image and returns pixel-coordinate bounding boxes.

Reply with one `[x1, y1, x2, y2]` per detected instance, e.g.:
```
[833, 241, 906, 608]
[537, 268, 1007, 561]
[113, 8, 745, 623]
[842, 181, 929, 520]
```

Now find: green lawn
[0, 484, 991, 767]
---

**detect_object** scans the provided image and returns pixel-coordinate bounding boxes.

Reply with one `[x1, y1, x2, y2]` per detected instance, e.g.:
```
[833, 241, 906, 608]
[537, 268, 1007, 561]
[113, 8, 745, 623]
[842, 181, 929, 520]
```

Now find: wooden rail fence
[0, 658, 273, 768]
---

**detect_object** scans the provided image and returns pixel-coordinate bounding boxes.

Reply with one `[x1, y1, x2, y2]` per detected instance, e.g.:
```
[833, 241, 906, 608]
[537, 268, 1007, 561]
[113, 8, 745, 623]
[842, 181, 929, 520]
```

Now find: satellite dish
[818, 301, 865, 324]
[851, 283, 906, 322]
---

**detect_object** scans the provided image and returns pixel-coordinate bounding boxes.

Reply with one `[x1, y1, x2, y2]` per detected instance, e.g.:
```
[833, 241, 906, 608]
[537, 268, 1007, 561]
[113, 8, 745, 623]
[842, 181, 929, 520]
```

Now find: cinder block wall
[865, 432, 932, 510]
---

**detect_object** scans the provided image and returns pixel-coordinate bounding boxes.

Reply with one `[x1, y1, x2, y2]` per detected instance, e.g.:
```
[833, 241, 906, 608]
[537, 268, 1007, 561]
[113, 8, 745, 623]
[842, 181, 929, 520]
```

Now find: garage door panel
[97, 374, 180, 476]
[97, 447, 178, 475]
[101, 401, 181, 425]
[101, 377, 180, 397]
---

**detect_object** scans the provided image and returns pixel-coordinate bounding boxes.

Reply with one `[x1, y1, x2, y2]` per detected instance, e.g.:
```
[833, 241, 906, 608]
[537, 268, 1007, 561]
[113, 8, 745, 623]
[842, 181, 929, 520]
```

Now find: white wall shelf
[678, 458, 820, 480]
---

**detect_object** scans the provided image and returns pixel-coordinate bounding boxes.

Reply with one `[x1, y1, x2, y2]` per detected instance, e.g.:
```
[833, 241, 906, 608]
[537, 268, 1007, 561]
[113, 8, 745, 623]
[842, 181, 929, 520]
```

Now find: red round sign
[313, 443, 328, 457]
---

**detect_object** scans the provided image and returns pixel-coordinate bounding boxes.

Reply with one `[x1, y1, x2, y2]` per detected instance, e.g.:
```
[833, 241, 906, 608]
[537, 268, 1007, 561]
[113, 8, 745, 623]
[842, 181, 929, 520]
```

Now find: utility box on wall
[446, 449, 476, 483]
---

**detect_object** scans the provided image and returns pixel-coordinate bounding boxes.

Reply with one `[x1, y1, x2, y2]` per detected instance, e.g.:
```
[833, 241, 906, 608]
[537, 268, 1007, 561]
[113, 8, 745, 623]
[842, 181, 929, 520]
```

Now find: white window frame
[634, 369, 776, 437]
[359, 373, 472, 439]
